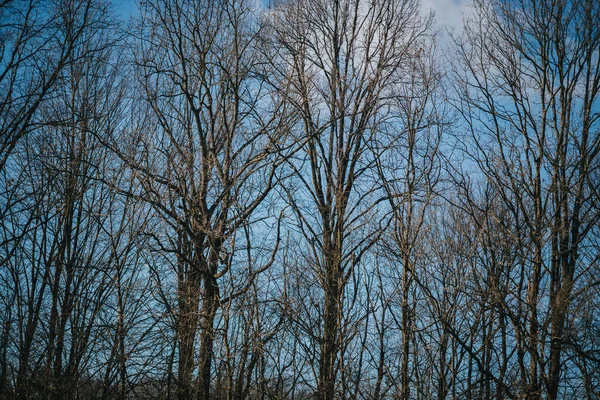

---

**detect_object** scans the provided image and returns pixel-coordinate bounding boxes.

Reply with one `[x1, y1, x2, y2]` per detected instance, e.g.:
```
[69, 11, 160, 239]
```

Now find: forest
[0, 0, 599, 399]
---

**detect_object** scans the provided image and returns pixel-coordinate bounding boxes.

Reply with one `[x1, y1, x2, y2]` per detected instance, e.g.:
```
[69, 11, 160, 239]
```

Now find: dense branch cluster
[0, 0, 599, 399]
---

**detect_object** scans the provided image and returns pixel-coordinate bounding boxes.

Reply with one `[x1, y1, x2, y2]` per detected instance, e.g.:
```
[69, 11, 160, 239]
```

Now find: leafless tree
[0, 6, 129, 398]
[374, 36, 443, 400]
[264, 0, 432, 397]
[1, 0, 597, 398]
[453, 0, 600, 397]
[0, 0, 114, 172]
[109, 1, 293, 398]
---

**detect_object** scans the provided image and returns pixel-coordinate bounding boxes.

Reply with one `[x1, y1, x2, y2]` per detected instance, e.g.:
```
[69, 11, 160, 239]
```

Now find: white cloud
[422, 0, 473, 34]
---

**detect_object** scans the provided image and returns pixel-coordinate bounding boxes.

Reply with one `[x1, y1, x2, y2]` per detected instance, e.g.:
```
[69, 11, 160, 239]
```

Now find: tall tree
[454, 0, 600, 397]
[266, 0, 431, 397]
[119, 1, 292, 398]
[0, 0, 112, 172]
[375, 38, 443, 400]
[0, 3, 125, 399]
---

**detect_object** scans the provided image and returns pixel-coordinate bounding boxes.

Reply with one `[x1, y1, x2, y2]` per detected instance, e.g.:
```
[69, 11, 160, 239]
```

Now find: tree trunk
[318, 259, 341, 400]
[177, 262, 202, 400]
[197, 274, 219, 400]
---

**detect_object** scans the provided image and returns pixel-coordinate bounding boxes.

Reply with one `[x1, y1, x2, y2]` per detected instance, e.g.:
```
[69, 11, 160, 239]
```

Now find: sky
[113, 0, 472, 31]
[423, 0, 473, 34]
[113, 0, 138, 20]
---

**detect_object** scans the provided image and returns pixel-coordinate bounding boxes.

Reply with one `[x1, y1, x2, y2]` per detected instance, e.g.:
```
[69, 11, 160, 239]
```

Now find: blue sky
[113, 0, 471, 29]
[113, 0, 138, 20]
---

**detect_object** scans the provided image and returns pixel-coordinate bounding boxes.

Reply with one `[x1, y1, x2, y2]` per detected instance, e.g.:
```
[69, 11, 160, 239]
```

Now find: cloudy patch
[422, 0, 473, 34]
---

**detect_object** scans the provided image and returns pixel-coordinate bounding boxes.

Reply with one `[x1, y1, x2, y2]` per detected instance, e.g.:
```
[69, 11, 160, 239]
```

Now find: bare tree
[0, 6, 128, 398]
[0, 1, 125, 398]
[265, 0, 431, 397]
[453, 0, 600, 397]
[0, 0, 114, 172]
[374, 37, 443, 400]
[2, 0, 598, 398]
[111, 1, 292, 398]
